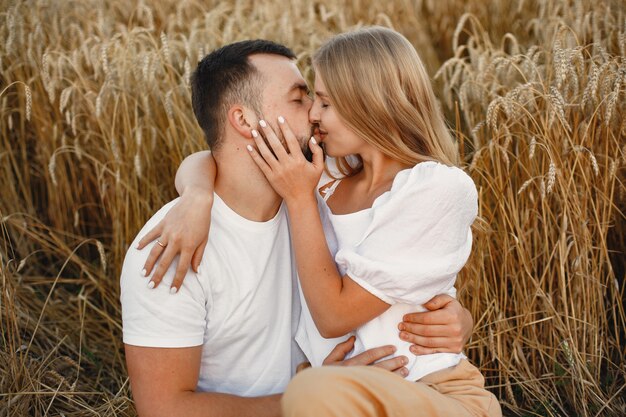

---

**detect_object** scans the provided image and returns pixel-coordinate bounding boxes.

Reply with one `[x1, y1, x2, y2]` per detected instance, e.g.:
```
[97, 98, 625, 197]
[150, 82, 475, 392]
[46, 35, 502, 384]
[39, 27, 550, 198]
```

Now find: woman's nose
[309, 103, 320, 124]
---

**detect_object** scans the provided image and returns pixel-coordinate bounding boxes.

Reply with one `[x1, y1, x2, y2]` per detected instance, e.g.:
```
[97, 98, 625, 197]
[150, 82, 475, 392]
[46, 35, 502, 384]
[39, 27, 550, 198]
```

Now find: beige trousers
[281, 360, 502, 417]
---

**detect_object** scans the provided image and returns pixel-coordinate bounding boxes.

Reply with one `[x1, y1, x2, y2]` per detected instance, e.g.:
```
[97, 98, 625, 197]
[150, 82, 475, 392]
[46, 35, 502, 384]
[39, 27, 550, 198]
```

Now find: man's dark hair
[191, 40, 296, 150]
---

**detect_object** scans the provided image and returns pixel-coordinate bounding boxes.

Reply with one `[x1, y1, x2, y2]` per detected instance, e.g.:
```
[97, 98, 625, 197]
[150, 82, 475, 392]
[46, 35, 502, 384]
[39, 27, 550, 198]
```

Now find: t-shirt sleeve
[120, 199, 209, 348]
[335, 163, 478, 305]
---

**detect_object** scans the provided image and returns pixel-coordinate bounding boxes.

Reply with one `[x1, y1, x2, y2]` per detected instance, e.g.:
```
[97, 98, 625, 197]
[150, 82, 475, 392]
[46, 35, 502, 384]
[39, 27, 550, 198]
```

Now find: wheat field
[1, 0, 624, 416]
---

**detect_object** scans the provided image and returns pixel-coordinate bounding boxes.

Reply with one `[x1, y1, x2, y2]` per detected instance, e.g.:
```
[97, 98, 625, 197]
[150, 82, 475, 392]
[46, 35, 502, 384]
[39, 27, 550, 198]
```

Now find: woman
[142, 27, 500, 416]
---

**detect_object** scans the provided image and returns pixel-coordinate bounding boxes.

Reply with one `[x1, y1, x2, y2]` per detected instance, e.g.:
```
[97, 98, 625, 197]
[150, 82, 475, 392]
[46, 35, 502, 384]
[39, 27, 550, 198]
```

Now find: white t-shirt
[295, 160, 477, 381]
[121, 194, 301, 396]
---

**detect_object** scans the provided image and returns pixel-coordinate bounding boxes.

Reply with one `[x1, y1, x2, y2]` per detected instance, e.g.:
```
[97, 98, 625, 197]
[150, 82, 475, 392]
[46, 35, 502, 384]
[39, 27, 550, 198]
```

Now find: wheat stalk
[1, 2, 624, 416]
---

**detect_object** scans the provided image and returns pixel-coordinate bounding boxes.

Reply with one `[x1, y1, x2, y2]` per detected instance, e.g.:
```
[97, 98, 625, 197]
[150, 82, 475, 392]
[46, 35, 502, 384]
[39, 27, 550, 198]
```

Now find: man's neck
[213, 144, 283, 222]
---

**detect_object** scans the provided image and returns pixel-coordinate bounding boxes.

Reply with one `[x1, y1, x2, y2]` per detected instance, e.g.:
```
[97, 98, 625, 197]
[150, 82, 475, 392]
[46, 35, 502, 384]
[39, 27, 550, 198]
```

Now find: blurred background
[1, 0, 624, 415]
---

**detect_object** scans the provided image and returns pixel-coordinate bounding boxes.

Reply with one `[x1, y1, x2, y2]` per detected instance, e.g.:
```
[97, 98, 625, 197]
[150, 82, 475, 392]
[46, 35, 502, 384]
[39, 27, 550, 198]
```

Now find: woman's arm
[247, 119, 389, 337]
[285, 196, 390, 337]
[138, 151, 217, 292]
[174, 150, 216, 196]
[289, 207, 474, 346]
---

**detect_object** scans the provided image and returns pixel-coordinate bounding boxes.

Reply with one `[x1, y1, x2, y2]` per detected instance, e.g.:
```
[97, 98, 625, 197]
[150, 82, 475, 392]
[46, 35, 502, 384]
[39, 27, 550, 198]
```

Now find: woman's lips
[314, 128, 328, 141]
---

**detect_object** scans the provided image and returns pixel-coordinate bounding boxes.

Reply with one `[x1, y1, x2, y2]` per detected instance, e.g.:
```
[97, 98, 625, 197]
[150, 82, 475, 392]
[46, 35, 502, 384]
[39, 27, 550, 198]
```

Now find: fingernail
[251, 129, 258, 138]
[310, 137, 317, 145]
[147, 281, 155, 289]
[247, 145, 253, 152]
[402, 369, 408, 377]
[170, 287, 178, 294]
[136, 243, 141, 249]
[410, 346, 417, 354]
[141, 268, 147, 277]
[400, 332, 407, 340]
[278, 116, 285, 124]
[398, 323, 404, 331]
[259, 120, 267, 128]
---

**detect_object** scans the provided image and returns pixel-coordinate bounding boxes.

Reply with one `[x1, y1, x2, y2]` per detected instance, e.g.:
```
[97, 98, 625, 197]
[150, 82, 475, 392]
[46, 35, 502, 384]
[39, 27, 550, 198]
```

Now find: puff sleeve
[335, 161, 478, 305]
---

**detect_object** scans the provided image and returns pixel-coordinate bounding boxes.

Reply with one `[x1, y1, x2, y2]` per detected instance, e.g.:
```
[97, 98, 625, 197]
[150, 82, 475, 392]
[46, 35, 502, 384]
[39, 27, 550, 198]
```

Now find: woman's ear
[227, 105, 257, 139]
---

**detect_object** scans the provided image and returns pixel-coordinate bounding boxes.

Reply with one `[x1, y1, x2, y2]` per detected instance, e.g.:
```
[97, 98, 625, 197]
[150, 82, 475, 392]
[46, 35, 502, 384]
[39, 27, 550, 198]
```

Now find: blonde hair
[313, 26, 459, 174]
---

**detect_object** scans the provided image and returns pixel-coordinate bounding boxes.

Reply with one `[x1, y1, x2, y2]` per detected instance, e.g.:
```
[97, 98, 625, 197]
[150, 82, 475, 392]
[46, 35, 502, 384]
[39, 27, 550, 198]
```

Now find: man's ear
[227, 105, 257, 139]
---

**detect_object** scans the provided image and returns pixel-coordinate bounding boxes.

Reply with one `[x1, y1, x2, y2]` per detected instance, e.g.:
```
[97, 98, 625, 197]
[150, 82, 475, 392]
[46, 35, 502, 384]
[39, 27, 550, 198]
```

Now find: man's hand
[398, 294, 473, 355]
[322, 336, 409, 377]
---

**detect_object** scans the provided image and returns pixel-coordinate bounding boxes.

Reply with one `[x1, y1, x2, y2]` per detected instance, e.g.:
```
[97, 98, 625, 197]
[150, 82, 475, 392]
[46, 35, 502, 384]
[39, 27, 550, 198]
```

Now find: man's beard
[257, 119, 321, 162]
[303, 146, 313, 162]
[303, 123, 320, 162]
[279, 124, 319, 162]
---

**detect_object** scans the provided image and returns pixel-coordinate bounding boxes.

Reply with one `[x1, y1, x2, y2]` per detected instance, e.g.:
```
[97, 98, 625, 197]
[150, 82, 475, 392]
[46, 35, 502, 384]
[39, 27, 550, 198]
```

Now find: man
[120, 40, 471, 417]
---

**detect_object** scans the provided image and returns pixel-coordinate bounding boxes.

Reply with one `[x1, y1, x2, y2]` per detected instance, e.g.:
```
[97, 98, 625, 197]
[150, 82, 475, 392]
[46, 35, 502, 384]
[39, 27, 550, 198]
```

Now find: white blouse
[295, 159, 478, 381]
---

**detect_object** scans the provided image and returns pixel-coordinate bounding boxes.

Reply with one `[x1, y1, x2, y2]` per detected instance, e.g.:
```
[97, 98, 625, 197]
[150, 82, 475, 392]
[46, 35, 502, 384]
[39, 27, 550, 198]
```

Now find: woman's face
[309, 72, 364, 158]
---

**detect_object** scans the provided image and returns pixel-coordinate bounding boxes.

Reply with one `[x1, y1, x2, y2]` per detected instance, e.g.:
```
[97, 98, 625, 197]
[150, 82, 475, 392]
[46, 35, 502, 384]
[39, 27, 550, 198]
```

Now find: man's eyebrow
[288, 82, 310, 94]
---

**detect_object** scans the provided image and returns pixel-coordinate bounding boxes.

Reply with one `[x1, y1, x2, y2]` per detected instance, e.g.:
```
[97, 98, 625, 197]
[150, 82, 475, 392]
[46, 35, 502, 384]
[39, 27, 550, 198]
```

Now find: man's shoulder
[135, 198, 181, 243]
[120, 198, 209, 350]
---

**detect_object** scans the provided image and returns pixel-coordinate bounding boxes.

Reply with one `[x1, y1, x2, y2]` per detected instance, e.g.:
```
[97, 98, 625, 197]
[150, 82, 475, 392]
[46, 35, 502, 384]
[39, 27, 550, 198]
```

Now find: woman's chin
[324, 147, 346, 159]
[320, 143, 335, 157]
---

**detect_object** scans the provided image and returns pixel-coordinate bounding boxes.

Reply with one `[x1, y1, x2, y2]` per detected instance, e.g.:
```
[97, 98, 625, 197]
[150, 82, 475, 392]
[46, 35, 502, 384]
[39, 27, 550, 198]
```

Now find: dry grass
[1, 0, 624, 416]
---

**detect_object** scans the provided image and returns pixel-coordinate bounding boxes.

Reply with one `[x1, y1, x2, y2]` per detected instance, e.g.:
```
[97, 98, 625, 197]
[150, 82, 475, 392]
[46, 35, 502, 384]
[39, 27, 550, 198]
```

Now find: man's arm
[122, 214, 279, 417]
[398, 294, 473, 355]
[125, 345, 280, 417]
[126, 339, 411, 417]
